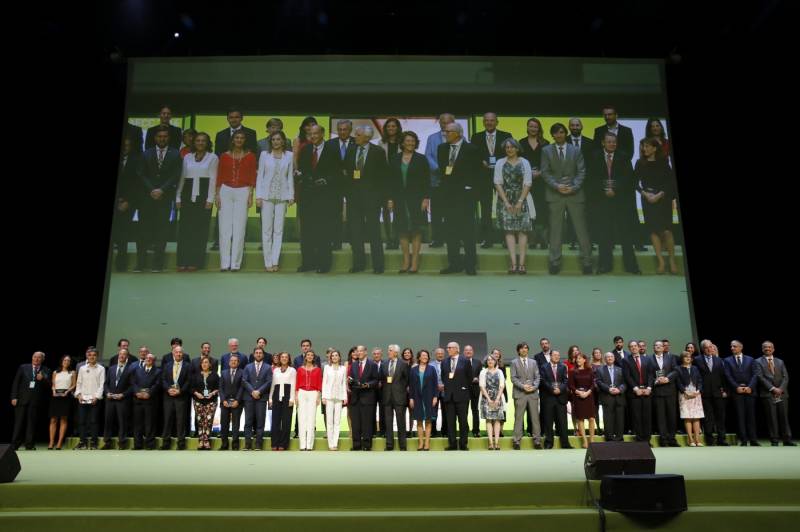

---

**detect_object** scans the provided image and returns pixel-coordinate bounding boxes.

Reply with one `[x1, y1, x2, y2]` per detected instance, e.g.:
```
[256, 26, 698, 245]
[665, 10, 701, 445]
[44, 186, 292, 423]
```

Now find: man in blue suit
[131, 353, 161, 450]
[102, 349, 136, 449]
[348, 345, 379, 450]
[220, 338, 249, 372]
[160, 346, 191, 450]
[424, 113, 455, 247]
[724, 340, 760, 446]
[218, 353, 245, 450]
[242, 347, 272, 450]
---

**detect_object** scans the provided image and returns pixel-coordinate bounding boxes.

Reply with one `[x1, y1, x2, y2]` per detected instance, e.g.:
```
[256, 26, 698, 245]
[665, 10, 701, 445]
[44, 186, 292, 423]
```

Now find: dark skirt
[394, 193, 428, 235]
[177, 180, 212, 268]
[642, 199, 673, 233]
[49, 395, 72, 418]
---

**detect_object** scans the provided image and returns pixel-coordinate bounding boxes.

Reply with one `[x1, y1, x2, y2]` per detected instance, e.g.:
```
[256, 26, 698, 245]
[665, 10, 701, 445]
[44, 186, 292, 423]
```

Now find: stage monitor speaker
[0, 444, 21, 483]
[438, 332, 487, 359]
[600, 474, 687, 514]
[584, 441, 655, 480]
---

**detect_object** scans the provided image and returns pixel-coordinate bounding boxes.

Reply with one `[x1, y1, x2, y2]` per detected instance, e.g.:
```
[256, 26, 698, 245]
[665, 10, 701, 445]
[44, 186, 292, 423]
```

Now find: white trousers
[218, 185, 249, 270]
[261, 201, 287, 268]
[325, 399, 343, 448]
[297, 389, 318, 450]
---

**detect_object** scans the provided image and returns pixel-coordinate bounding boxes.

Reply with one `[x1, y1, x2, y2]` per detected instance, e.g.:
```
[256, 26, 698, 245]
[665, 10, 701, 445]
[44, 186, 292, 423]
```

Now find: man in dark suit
[541, 123, 592, 275]
[160, 346, 192, 450]
[623, 341, 655, 443]
[220, 338, 248, 372]
[539, 350, 571, 449]
[145, 105, 182, 150]
[297, 125, 342, 273]
[10, 351, 51, 450]
[343, 125, 388, 273]
[102, 349, 136, 449]
[113, 137, 141, 272]
[131, 353, 161, 450]
[242, 348, 272, 450]
[651, 341, 679, 446]
[437, 122, 482, 275]
[533, 337, 554, 369]
[190, 342, 218, 375]
[592, 106, 634, 161]
[292, 339, 320, 369]
[612, 336, 631, 366]
[754, 341, 794, 446]
[380, 345, 410, 451]
[108, 338, 131, 367]
[219, 353, 245, 450]
[464, 345, 483, 438]
[331, 119, 355, 250]
[160, 338, 191, 367]
[125, 121, 144, 153]
[596, 352, 627, 441]
[348, 345, 379, 450]
[441, 342, 474, 450]
[213, 108, 259, 155]
[470, 112, 513, 248]
[136, 125, 181, 272]
[694, 340, 729, 445]
[587, 132, 641, 274]
[568, 118, 596, 160]
[724, 340, 760, 445]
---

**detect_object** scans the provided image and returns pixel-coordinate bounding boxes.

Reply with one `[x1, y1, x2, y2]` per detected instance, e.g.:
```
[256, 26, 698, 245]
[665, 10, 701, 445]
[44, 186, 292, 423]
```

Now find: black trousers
[176, 193, 212, 268]
[653, 394, 677, 442]
[112, 205, 135, 271]
[375, 397, 386, 434]
[220, 404, 243, 442]
[348, 192, 384, 271]
[162, 395, 188, 443]
[12, 403, 40, 448]
[350, 401, 376, 449]
[438, 393, 448, 436]
[429, 185, 445, 242]
[79, 403, 100, 444]
[332, 195, 346, 246]
[136, 196, 172, 270]
[468, 385, 481, 434]
[761, 396, 792, 442]
[701, 395, 727, 443]
[103, 399, 130, 444]
[271, 391, 293, 449]
[133, 399, 157, 448]
[541, 396, 570, 446]
[476, 176, 494, 243]
[601, 395, 626, 441]
[629, 394, 653, 442]
[384, 403, 407, 449]
[444, 399, 469, 449]
[244, 400, 267, 447]
[596, 211, 639, 272]
[299, 191, 334, 271]
[732, 393, 758, 442]
[442, 194, 477, 270]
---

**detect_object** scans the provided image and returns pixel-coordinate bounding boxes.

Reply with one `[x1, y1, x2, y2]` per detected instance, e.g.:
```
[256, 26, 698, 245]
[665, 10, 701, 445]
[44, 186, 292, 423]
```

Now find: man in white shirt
[75, 348, 105, 450]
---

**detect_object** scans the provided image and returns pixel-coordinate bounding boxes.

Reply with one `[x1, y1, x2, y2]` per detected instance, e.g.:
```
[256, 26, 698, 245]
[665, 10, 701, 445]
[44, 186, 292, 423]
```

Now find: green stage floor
[2, 446, 798, 531]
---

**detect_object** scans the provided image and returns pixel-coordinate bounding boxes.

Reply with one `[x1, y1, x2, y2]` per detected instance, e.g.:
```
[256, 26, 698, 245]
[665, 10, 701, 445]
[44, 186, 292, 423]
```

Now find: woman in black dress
[387, 131, 430, 273]
[48, 355, 76, 450]
[635, 137, 678, 274]
[518, 118, 550, 248]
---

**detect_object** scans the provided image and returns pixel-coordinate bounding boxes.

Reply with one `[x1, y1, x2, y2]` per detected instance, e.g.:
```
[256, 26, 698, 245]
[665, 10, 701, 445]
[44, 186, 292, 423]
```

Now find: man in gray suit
[541, 123, 592, 275]
[510, 342, 542, 449]
[754, 341, 795, 446]
[596, 352, 627, 441]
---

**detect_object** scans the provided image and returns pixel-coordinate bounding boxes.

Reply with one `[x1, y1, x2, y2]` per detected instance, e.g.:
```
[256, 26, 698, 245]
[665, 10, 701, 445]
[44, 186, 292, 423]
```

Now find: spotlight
[173, 32, 180, 38]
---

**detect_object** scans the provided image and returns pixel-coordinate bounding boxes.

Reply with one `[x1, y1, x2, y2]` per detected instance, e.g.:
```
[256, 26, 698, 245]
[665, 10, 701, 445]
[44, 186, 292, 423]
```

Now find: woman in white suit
[322, 350, 348, 450]
[256, 130, 294, 272]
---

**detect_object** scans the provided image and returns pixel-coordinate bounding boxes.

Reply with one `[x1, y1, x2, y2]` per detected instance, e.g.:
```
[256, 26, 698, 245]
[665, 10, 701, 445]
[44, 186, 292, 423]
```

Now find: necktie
[558, 146, 564, 161]
[522, 358, 527, 372]
[146, 367, 150, 374]
[340, 141, 347, 160]
[574, 138, 580, 147]
[552, 365, 557, 381]
[231, 369, 236, 380]
[139, 360, 144, 368]
[487, 133, 495, 154]
[706, 356, 712, 371]
[359, 361, 364, 378]
[311, 145, 319, 170]
[173, 363, 180, 382]
[157, 148, 165, 169]
[116, 365, 123, 386]
[768, 358, 775, 374]
[635, 356, 643, 385]
[449, 144, 457, 165]
[606, 153, 613, 177]
[389, 360, 395, 376]
[357, 146, 366, 170]
[256, 363, 261, 377]
[609, 366, 614, 387]
[737, 356, 742, 368]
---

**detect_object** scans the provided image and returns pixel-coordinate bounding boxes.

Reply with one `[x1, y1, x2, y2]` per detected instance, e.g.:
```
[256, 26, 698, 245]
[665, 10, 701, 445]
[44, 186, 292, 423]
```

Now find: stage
[2, 444, 798, 531]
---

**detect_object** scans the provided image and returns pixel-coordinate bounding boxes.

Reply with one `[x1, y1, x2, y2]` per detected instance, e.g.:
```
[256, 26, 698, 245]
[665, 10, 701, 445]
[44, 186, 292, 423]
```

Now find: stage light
[174, 32, 180, 38]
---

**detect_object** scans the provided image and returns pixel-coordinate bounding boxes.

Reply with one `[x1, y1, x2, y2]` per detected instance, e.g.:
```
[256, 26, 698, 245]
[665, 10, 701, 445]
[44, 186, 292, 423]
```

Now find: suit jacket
[160, 360, 192, 397]
[104, 361, 136, 398]
[424, 129, 447, 185]
[130, 366, 161, 397]
[139, 147, 182, 197]
[221, 352, 249, 373]
[533, 351, 553, 370]
[723, 355, 758, 390]
[379, 358, 409, 406]
[292, 353, 322, 369]
[214, 126, 259, 155]
[387, 151, 431, 205]
[567, 135, 596, 161]
[586, 150, 638, 222]
[467, 357, 483, 395]
[651, 353, 679, 396]
[676, 365, 703, 394]
[349, 359, 379, 405]
[593, 124, 634, 160]
[219, 366, 246, 405]
[408, 364, 438, 419]
[343, 142, 389, 203]
[509, 357, 541, 399]
[118, 151, 143, 206]
[161, 352, 192, 368]
[190, 372, 220, 398]
[242, 361, 272, 402]
[470, 129, 513, 183]
[125, 122, 144, 153]
[297, 141, 343, 198]
[190, 356, 219, 376]
[539, 362, 569, 404]
[596, 364, 627, 399]
[612, 349, 631, 366]
[145, 124, 182, 150]
[442, 355, 473, 403]
[436, 140, 482, 199]
[622, 355, 656, 391]
[754, 356, 789, 398]
[693, 354, 727, 398]
[10, 364, 51, 405]
[540, 143, 586, 202]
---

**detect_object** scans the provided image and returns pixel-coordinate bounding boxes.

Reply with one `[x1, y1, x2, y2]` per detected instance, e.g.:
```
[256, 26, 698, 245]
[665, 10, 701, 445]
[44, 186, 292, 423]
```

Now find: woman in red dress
[569, 352, 597, 448]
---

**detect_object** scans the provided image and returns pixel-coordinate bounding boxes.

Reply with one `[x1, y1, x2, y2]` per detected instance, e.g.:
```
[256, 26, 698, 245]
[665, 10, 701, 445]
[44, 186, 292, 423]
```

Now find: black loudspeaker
[584, 441, 656, 480]
[600, 474, 687, 514]
[0, 444, 21, 483]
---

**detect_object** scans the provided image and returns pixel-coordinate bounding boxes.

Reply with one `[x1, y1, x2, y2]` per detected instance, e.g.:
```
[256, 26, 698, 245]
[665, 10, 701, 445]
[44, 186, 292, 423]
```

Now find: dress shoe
[716, 440, 729, 446]
[160, 442, 171, 451]
[296, 266, 313, 272]
[74, 442, 87, 450]
[460, 446, 469, 451]
[373, 268, 384, 274]
[596, 267, 612, 275]
[548, 263, 561, 275]
[582, 265, 594, 275]
[349, 266, 364, 273]
[627, 268, 642, 275]
[544, 442, 554, 449]
[445, 446, 458, 451]
[512, 442, 521, 450]
[385, 446, 394, 451]
[739, 441, 748, 446]
[562, 444, 573, 449]
[232, 441, 240, 450]
[784, 440, 796, 446]
[440, 267, 463, 274]
[472, 432, 480, 438]
[750, 440, 761, 446]
[480, 241, 492, 249]
[772, 441, 780, 446]
[429, 241, 444, 248]
[316, 268, 330, 274]
[133, 445, 143, 450]
[350, 447, 362, 451]
[465, 268, 477, 276]
[534, 441, 543, 450]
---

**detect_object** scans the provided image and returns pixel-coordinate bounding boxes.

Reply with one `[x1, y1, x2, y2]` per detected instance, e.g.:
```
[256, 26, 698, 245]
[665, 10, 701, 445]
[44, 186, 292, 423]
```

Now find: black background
[3, 1, 792, 442]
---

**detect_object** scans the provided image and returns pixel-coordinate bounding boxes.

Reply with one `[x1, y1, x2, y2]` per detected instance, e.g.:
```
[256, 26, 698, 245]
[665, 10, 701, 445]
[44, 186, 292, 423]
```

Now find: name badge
[29, 381, 36, 389]
[448, 372, 455, 379]
[353, 170, 361, 179]
[386, 376, 393, 384]
[488, 156, 496, 165]
[445, 166, 453, 176]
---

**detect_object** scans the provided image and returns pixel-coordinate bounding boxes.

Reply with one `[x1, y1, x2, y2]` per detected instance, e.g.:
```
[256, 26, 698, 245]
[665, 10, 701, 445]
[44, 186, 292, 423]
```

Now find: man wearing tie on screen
[442, 342, 473, 450]
[470, 112, 512, 249]
[424, 113, 455, 248]
[10, 351, 51, 451]
[348, 345, 379, 450]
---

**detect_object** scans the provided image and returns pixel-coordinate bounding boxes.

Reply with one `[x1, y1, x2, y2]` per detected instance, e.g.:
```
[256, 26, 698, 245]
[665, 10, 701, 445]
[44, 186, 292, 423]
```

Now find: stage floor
[2, 446, 799, 531]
